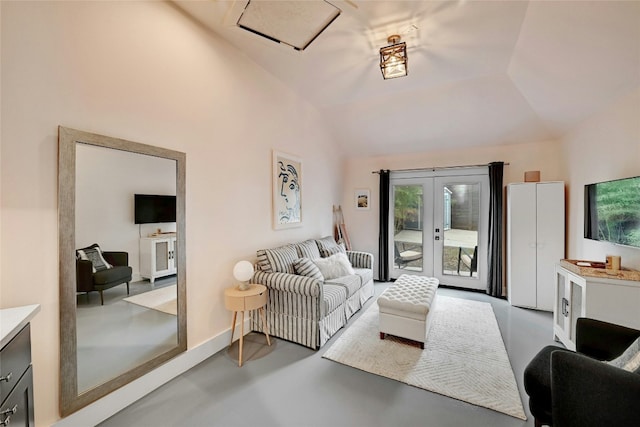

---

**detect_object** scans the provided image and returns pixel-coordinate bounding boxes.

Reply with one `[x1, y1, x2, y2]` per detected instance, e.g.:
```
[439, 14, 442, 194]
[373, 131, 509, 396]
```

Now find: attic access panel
[237, 0, 341, 51]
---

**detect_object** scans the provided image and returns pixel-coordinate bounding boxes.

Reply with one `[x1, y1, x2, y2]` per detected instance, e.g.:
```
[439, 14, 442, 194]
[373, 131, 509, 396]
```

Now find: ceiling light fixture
[379, 35, 407, 80]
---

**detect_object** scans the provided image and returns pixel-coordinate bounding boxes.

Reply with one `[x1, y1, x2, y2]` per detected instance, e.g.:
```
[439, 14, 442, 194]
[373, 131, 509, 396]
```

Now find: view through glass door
[390, 169, 489, 290]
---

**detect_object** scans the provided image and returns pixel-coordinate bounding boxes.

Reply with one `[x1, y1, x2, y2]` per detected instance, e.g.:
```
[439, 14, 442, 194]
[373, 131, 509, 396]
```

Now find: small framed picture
[355, 189, 370, 210]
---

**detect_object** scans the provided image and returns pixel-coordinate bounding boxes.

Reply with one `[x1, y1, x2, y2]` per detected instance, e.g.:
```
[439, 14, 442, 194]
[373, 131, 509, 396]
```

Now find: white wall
[342, 140, 564, 276]
[560, 87, 640, 270]
[0, 2, 342, 425]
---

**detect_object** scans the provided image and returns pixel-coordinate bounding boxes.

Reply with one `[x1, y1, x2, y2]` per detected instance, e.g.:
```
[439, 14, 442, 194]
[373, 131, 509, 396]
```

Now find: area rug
[322, 296, 526, 420]
[123, 285, 177, 315]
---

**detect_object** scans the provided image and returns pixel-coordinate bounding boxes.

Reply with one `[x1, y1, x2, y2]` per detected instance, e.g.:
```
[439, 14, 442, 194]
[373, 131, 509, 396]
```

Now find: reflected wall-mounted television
[134, 194, 176, 224]
[584, 176, 640, 248]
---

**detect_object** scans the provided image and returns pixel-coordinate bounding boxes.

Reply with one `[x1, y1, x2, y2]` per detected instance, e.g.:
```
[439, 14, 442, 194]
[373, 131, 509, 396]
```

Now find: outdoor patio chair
[457, 245, 477, 276]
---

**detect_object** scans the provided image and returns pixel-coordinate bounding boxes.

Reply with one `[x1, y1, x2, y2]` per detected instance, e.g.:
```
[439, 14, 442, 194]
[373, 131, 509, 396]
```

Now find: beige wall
[342, 140, 564, 274]
[0, 2, 341, 425]
[560, 87, 640, 270]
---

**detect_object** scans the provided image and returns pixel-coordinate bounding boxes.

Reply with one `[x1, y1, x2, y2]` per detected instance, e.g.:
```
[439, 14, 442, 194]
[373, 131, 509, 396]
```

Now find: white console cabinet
[140, 235, 177, 284]
[554, 262, 640, 350]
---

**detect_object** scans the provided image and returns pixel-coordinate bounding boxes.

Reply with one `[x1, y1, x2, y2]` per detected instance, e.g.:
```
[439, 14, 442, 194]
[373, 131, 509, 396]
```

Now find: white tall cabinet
[507, 182, 565, 311]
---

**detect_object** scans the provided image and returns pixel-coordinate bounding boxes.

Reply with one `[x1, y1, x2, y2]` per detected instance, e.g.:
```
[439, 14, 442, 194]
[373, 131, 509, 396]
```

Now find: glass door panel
[390, 179, 434, 278]
[442, 183, 480, 276]
[434, 174, 488, 290]
[393, 184, 424, 272]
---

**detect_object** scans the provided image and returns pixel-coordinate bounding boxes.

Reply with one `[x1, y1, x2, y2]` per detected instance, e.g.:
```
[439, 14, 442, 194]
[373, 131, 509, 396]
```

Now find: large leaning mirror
[58, 126, 186, 416]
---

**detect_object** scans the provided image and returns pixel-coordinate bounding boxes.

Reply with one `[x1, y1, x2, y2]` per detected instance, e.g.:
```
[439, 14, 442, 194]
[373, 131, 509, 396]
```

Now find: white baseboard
[53, 318, 250, 427]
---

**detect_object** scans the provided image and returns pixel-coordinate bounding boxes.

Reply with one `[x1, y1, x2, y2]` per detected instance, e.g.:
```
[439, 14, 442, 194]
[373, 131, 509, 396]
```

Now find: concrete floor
[99, 282, 559, 427]
[76, 276, 178, 392]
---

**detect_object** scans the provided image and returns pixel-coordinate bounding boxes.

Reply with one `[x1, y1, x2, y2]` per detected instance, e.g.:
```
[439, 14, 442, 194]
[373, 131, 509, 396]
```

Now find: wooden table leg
[260, 307, 271, 346]
[238, 310, 244, 367]
[229, 311, 237, 347]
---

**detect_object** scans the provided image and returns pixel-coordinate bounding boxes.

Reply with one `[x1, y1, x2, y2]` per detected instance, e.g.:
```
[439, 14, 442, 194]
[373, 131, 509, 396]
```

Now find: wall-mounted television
[584, 176, 640, 248]
[134, 194, 176, 224]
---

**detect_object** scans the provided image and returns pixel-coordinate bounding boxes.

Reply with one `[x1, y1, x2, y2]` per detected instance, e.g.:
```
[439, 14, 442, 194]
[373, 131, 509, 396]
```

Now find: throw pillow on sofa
[316, 236, 346, 258]
[256, 244, 298, 274]
[607, 336, 640, 373]
[313, 253, 354, 280]
[295, 239, 321, 259]
[293, 257, 324, 281]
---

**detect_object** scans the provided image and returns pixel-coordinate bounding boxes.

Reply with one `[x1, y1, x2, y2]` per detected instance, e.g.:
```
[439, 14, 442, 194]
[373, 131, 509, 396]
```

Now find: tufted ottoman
[377, 274, 439, 349]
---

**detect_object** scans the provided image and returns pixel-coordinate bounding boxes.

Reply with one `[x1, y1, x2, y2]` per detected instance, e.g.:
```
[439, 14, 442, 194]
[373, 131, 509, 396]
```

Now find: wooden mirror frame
[58, 126, 187, 416]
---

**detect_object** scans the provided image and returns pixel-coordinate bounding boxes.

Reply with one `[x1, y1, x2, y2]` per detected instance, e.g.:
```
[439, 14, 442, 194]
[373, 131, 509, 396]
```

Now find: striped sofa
[250, 236, 374, 350]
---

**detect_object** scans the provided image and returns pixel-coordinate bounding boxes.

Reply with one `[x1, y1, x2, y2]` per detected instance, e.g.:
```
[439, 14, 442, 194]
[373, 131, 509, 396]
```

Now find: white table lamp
[233, 260, 254, 291]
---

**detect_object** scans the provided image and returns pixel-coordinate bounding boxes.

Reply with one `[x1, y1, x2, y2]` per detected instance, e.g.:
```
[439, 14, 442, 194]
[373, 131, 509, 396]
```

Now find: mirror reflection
[74, 143, 178, 393]
[59, 127, 186, 416]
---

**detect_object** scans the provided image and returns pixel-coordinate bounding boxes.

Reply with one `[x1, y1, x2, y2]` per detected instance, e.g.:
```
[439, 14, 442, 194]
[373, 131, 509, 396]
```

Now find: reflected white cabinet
[507, 182, 565, 311]
[554, 263, 640, 350]
[140, 235, 177, 284]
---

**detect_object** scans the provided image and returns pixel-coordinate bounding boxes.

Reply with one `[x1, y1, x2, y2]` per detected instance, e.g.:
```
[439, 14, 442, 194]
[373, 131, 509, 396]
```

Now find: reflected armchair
[76, 243, 132, 305]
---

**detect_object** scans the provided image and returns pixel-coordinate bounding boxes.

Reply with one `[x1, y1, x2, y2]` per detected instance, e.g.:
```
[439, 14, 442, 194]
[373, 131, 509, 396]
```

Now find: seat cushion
[523, 345, 573, 422]
[323, 284, 347, 314]
[353, 267, 373, 286]
[325, 275, 360, 298]
[93, 266, 132, 286]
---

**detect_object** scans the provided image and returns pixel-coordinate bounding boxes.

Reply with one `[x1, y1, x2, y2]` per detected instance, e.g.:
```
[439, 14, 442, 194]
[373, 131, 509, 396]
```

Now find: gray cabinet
[1, 324, 34, 427]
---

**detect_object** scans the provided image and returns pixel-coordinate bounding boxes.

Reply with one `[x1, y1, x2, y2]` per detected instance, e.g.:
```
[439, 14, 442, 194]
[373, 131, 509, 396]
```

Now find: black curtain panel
[378, 169, 391, 282]
[487, 162, 504, 297]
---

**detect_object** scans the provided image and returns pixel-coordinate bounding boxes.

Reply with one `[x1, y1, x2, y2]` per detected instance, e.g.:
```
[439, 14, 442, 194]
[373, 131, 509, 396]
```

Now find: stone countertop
[0, 304, 40, 348]
[560, 259, 640, 282]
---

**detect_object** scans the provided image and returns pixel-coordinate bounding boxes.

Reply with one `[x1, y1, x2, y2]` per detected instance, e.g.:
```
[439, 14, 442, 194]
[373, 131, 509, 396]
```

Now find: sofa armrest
[253, 271, 322, 297]
[103, 251, 128, 267]
[76, 259, 94, 292]
[346, 251, 373, 269]
[576, 318, 640, 360]
[551, 350, 640, 427]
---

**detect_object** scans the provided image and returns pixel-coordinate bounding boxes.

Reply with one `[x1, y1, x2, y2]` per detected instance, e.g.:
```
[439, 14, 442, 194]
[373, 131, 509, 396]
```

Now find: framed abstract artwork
[273, 150, 302, 229]
[355, 188, 370, 210]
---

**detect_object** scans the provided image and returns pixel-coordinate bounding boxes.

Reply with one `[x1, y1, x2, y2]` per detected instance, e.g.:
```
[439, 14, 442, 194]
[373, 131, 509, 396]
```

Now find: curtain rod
[371, 162, 509, 174]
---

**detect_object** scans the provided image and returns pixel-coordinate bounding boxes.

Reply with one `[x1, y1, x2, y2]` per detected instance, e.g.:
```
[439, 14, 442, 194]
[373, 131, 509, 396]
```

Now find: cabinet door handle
[0, 372, 11, 382]
[562, 298, 569, 317]
[0, 404, 18, 426]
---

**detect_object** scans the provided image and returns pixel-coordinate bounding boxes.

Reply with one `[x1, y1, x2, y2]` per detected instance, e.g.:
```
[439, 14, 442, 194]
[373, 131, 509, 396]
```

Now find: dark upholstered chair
[76, 244, 132, 305]
[524, 318, 640, 427]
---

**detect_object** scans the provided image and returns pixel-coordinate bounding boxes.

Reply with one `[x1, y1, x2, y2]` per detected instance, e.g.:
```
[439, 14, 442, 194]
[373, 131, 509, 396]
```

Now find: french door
[389, 168, 489, 290]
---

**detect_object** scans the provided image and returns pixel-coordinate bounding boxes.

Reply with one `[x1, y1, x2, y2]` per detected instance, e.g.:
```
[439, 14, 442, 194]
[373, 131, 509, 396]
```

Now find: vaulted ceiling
[175, 1, 640, 157]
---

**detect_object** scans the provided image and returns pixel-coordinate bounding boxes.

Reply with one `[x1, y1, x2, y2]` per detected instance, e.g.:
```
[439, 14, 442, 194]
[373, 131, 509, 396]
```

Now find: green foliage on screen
[595, 178, 640, 247]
